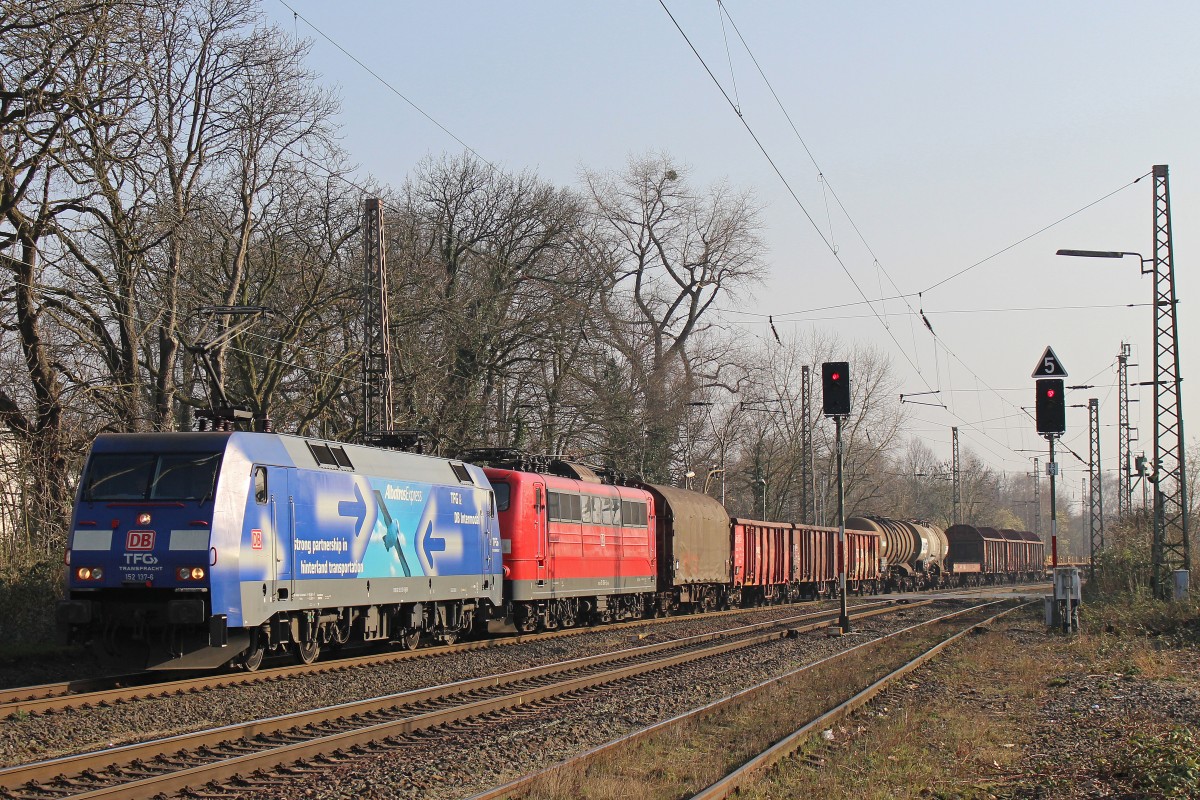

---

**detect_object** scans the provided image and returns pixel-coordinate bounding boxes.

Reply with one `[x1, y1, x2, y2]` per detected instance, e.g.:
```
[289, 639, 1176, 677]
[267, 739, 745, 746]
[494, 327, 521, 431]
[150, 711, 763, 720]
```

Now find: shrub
[0, 556, 64, 655]
[1119, 727, 1200, 798]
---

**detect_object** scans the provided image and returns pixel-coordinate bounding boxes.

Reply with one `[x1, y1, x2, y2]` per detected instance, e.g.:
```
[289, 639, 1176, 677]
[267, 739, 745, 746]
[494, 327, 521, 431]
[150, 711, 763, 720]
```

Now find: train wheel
[296, 639, 320, 665]
[397, 627, 421, 651]
[242, 629, 266, 672]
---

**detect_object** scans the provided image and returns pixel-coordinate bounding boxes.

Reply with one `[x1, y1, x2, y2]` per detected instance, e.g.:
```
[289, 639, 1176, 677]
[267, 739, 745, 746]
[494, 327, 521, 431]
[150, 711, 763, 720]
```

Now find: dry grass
[517, 615, 985, 800]
[737, 632, 1032, 800]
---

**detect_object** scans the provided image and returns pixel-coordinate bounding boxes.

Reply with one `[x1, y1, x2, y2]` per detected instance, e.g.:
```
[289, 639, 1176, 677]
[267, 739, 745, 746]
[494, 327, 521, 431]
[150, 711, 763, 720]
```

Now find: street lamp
[1057, 239, 1189, 600]
[688, 401, 728, 506]
[1055, 249, 1151, 274]
[703, 466, 725, 505]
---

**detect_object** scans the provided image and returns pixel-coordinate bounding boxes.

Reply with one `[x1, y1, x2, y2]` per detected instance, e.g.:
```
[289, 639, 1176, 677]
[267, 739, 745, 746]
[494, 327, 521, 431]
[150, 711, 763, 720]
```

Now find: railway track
[687, 601, 1026, 800]
[0, 584, 1047, 719]
[0, 594, 932, 719]
[468, 599, 1023, 800]
[0, 600, 916, 799]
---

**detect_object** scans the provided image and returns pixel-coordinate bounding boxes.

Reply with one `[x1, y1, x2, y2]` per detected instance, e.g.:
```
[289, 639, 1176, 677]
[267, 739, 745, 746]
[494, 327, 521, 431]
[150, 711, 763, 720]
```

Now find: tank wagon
[59, 432, 503, 670]
[846, 515, 948, 590]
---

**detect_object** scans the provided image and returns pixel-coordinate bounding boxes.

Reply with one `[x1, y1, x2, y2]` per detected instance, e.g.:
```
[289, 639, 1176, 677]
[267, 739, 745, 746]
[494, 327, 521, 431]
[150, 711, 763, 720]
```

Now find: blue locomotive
[57, 432, 503, 670]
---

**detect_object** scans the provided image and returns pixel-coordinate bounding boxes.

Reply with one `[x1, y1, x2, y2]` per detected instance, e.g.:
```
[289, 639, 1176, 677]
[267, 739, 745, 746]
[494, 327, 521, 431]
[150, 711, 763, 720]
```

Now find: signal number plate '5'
[126, 530, 155, 550]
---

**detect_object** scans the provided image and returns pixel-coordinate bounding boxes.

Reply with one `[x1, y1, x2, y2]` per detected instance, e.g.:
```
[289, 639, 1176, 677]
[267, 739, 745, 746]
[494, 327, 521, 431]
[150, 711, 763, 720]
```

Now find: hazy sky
[264, 1, 1199, 507]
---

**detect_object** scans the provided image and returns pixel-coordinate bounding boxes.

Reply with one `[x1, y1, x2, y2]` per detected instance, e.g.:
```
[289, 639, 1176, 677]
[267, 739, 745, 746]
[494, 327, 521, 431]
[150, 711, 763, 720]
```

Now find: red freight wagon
[1001, 529, 1029, 575]
[484, 466, 656, 631]
[844, 525, 883, 590]
[731, 519, 881, 603]
[731, 519, 794, 604]
[792, 523, 836, 589]
[1019, 530, 1047, 578]
[998, 528, 1026, 579]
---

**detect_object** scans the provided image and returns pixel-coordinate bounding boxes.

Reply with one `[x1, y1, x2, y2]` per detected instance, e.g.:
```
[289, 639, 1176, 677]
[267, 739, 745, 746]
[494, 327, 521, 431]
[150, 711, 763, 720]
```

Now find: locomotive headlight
[76, 567, 92, 580]
[176, 567, 190, 581]
[137, 513, 152, 526]
[92, 567, 103, 580]
[190, 567, 205, 580]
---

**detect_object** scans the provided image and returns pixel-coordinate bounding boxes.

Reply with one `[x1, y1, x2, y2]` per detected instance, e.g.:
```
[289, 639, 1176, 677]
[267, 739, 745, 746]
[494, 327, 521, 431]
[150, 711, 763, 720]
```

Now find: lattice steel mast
[1033, 457, 1041, 539]
[1088, 398, 1103, 573]
[1116, 343, 1132, 517]
[800, 365, 814, 525]
[951, 427, 961, 526]
[1150, 165, 1189, 598]
[362, 198, 395, 441]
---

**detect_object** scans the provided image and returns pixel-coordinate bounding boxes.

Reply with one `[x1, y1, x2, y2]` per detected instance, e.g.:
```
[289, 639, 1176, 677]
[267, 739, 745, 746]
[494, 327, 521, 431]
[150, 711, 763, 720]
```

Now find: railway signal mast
[1033, 347, 1079, 632]
[1033, 347, 1067, 571]
[822, 361, 852, 633]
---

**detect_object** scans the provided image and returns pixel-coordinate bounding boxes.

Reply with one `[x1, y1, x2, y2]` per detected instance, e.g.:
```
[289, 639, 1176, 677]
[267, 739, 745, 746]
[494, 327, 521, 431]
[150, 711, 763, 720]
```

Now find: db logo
[127, 530, 155, 551]
[251, 529, 263, 550]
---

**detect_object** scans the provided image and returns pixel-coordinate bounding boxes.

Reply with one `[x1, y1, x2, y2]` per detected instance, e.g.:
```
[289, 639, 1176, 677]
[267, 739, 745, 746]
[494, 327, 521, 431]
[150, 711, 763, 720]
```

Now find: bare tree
[583, 152, 764, 479]
[0, 0, 131, 549]
[387, 153, 590, 453]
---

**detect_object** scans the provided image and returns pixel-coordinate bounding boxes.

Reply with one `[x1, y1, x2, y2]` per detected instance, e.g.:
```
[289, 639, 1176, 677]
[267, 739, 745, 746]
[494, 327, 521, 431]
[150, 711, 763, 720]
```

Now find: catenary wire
[672, 2, 1143, 468]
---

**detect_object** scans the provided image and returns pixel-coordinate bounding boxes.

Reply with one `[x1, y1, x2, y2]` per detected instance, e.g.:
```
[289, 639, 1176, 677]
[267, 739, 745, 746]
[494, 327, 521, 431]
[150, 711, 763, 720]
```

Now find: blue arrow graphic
[338, 484, 368, 538]
[421, 519, 446, 568]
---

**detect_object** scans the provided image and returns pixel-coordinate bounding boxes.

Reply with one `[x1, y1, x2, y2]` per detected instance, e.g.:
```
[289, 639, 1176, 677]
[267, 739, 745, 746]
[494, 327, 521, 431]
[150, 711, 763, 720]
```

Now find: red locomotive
[483, 460, 657, 631]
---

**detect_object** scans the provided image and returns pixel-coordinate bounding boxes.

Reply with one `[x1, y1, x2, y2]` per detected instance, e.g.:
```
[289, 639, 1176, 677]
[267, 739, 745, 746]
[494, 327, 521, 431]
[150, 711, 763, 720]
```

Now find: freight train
[57, 434, 1044, 671]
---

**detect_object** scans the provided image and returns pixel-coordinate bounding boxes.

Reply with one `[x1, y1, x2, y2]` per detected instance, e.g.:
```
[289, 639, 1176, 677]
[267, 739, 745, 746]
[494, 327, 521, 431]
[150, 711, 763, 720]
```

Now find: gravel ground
[1018, 650, 1200, 797]
[0, 599, 869, 766]
[221, 601, 975, 800]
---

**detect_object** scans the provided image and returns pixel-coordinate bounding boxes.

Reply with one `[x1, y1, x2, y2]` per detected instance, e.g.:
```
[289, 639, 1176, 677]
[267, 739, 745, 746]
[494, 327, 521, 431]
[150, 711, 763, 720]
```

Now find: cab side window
[254, 467, 268, 504]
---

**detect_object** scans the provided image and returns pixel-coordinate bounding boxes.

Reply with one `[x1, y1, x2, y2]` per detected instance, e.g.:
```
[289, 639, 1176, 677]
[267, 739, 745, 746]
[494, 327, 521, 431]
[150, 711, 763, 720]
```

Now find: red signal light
[831, 372, 841, 381]
[1035, 378, 1065, 434]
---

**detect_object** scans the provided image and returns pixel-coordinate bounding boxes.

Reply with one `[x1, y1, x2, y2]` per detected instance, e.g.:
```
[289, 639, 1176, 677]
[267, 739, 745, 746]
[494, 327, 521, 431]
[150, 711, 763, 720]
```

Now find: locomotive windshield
[83, 452, 223, 501]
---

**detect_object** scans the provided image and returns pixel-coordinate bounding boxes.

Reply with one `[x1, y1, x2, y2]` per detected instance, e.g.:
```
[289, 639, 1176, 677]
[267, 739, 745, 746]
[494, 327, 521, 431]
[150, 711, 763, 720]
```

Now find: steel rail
[0, 676, 155, 708]
[465, 599, 1014, 800]
[1, 603, 907, 798]
[0, 596, 880, 718]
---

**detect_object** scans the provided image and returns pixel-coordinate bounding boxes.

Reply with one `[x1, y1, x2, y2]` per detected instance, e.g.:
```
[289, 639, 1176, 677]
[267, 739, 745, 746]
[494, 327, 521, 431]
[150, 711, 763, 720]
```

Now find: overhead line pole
[800, 365, 814, 525]
[362, 197, 395, 442]
[951, 427, 961, 526]
[1088, 398, 1103, 576]
[1033, 457, 1041, 540]
[1149, 165, 1189, 600]
[1117, 343, 1132, 517]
